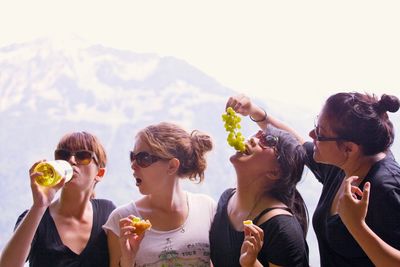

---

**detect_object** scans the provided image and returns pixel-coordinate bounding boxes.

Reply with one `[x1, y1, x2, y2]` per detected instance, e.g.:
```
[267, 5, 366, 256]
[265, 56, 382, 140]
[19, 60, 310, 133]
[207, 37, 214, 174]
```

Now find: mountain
[0, 35, 259, 252]
[1, 36, 399, 266]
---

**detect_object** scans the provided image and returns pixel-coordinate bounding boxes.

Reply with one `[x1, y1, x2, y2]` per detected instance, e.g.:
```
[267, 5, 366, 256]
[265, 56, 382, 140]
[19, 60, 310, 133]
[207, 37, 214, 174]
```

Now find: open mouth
[243, 144, 251, 155]
[135, 178, 142, 186]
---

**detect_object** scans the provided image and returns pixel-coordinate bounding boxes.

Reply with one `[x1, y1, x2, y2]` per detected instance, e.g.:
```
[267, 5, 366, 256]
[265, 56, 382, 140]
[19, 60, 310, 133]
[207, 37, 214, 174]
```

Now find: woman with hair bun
[226, 92, 400, 267]
[103, 122, 216, 267]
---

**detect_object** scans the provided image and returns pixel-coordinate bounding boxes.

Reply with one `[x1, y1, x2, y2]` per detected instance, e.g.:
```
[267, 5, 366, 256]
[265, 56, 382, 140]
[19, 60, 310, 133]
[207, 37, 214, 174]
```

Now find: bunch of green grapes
[222, 107, 246, 152]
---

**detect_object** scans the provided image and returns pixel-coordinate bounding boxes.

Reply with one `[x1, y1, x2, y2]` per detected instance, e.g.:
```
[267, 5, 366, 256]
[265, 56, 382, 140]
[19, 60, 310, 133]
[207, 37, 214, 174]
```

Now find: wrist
[346, 219, 368, 236]
[250, 108, 267, 123]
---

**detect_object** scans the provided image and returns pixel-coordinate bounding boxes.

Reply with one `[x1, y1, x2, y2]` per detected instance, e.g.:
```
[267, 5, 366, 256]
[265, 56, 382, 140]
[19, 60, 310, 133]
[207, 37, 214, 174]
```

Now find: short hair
[56, 131, 107, 168]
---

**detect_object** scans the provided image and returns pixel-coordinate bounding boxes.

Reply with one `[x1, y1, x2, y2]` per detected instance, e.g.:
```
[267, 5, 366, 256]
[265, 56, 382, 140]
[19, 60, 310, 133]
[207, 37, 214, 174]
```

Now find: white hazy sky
[1, 0, 399, 112]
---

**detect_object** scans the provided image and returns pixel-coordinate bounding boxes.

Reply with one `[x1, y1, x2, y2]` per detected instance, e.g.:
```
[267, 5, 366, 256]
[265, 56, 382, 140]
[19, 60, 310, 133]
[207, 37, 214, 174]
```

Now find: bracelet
[250, 108, 267, 122]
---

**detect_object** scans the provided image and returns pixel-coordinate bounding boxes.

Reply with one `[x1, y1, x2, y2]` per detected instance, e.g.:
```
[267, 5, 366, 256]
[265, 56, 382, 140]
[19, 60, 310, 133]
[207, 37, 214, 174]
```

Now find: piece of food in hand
[243, 220, 253, 225]
[222, 107, 246, 152]
[131, 216, 152, 234]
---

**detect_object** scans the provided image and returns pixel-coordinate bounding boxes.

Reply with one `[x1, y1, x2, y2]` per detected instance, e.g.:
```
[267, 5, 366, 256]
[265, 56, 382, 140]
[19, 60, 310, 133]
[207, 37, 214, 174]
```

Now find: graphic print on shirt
[135, 237, 211, 267]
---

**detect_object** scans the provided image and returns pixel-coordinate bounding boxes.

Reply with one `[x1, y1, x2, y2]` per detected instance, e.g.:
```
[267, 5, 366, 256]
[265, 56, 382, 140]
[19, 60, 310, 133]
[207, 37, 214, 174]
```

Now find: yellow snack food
[243, 220, 253, 225]
[131, 216, 152, 235]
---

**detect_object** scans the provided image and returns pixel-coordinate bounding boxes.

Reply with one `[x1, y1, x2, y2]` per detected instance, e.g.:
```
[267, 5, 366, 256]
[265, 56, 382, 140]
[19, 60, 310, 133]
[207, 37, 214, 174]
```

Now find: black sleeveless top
[210, 188, 309, 267]
[15, 199, 116, 267]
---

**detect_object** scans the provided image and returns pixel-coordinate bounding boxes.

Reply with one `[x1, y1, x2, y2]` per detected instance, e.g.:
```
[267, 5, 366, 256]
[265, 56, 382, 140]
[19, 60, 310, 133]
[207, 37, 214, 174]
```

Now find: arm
[0, 206, 46, 267]
[226, 94, 305, 144]
[338, 177, 400, 267]
[0, 161, 65, 267]
[107, 231, 123, 267]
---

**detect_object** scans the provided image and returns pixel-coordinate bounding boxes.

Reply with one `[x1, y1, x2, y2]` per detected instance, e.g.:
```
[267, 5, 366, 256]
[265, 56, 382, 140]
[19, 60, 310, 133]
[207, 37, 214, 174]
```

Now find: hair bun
[379, 94, 400, 113]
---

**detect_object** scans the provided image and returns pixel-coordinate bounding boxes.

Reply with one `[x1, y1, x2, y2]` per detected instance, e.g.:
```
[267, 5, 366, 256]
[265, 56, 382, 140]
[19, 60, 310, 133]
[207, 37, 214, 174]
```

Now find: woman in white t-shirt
[103, 122, 216, 267]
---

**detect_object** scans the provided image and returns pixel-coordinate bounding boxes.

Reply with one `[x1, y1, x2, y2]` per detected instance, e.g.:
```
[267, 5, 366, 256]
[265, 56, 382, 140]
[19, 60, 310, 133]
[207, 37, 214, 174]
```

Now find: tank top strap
[253, 207, 292, 225]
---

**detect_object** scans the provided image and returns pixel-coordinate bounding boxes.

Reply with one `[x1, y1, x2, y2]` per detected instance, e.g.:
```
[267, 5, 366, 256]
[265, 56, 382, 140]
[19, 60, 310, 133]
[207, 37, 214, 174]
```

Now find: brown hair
[56, 131, 107, 168]
[324, 92, 400, 155]
[137, 122, 213, 182]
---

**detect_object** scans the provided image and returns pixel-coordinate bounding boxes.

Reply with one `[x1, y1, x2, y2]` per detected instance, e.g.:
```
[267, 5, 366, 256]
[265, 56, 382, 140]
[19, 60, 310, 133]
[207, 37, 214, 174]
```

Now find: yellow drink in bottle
[34, 160, 73, 187]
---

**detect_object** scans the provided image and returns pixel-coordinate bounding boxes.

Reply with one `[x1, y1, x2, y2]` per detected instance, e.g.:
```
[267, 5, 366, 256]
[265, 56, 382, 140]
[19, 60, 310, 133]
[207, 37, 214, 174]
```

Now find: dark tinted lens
[136, 152, 154, 168]
[75, 150, 93, 165]
[265, 135, 278, 147]
[55, 149, 71, 160]
[130, 151, 160, 168]
[130, 151, 135, 162]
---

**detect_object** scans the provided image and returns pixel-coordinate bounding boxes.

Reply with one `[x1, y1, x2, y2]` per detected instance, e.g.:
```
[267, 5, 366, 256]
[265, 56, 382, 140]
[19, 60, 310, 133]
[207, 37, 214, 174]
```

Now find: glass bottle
[34, 160, 73, 187]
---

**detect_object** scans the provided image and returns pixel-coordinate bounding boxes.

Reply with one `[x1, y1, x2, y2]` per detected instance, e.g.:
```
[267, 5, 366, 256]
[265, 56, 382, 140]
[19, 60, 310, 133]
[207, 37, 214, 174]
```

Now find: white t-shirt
[103, 192, 216, 267]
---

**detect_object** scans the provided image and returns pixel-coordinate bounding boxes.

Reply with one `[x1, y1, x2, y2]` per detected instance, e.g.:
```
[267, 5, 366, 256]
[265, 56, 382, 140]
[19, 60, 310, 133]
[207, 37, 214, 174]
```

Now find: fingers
[344, 176, 362, 198]
[53, 177, 66, 191]
[244, 224, 264, 244]
[29, 160, 45, 184]
[226, 94, 247, 112]
[119, 216, 146, 237]
[242, 225, 264, 255]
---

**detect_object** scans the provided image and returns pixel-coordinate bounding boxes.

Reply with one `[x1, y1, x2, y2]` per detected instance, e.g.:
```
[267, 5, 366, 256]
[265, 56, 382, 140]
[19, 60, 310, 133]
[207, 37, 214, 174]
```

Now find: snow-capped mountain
[2, 36, 399, 266]
[0, 36, 258, 252]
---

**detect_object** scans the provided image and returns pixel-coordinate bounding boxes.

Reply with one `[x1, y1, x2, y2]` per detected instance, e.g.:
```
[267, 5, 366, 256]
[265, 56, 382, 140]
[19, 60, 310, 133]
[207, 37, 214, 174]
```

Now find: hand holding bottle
[29, 160, 67, 208]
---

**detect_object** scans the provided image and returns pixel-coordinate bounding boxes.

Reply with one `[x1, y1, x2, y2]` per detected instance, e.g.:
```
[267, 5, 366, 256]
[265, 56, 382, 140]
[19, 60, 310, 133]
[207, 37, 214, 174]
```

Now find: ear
[167, 158, 180, 175]
[344, 142, 359, 154]
[95, 168, 106, 181]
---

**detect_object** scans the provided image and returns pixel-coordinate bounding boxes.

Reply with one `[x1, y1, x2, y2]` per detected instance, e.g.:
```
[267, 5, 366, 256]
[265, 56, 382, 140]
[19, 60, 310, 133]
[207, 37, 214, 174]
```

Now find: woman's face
[231, 130, 280, 179]
[130, 137, 171, 195]
[59, 147, 102, 191]
[309, 112, 348, 166]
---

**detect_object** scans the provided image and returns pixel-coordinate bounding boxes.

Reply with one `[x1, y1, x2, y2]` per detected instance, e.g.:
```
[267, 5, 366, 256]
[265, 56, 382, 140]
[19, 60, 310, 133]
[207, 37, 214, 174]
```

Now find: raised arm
[226, 94, 305, 144]
[338, 177, 400, 267]
[0, 161, 65, 267]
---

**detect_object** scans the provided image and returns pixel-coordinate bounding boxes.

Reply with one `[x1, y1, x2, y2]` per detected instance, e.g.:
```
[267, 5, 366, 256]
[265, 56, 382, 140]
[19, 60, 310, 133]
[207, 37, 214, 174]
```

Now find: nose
[309, 129, 317, 140]
[131, 160, 139, 171]
[68, 155, 77, 165]
[249, 137, 257, 147]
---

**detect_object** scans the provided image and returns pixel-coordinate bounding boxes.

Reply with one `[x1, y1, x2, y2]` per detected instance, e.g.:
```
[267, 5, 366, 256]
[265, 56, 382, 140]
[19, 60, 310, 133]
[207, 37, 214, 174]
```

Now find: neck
[343, 152, 386, 182]
[53, 191, 92, 219]
[148, 185, 186, 212]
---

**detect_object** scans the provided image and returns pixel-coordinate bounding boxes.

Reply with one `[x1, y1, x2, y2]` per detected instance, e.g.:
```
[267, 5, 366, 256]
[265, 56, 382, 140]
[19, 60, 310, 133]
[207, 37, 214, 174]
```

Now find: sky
[1, 0, 399, 111]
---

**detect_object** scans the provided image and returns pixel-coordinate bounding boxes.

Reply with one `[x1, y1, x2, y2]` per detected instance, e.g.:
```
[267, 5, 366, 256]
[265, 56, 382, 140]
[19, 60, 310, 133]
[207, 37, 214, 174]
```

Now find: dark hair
[137, 122, 213, 182]
[56, 131, 107, 168]
[266, 126, 308, 236]
[324, 92, 400, 155]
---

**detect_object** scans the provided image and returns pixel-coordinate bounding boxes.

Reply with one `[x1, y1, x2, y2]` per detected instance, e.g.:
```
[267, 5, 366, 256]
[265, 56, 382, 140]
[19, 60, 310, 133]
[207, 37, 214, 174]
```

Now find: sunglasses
[255, 130, 279, 149]
[130, 151, 162, 168]
[313, 116, 345, 142]
[54, 149, 98, 165]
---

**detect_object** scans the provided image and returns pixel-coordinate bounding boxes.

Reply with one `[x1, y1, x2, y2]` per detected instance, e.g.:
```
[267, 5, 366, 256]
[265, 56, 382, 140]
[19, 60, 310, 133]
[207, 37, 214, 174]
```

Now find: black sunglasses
[255, 130, 279, 149]
[55, 149, 98, 165]
[313, 116, 346, 142]
[130, 151, 162, 168]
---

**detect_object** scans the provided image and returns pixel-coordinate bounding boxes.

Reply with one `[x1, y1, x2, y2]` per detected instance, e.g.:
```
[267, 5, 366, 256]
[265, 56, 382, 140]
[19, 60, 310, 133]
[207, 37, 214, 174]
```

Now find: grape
[222, 107, 246, 152]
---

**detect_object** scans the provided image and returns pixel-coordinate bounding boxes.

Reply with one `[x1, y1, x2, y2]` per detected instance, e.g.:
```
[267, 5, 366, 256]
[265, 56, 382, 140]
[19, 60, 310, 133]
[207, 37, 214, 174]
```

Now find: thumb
[53, 177, 66, 191]
[361, 182, 371, 207]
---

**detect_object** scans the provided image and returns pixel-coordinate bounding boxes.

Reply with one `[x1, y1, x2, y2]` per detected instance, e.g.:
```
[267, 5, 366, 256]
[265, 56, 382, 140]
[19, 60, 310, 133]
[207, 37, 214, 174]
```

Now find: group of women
[0, 91, 399, 267]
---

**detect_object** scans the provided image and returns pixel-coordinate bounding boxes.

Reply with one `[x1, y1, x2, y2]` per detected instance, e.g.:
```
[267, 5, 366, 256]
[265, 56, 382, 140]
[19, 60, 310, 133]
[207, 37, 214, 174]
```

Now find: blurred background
[1, 1, 400, 266]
